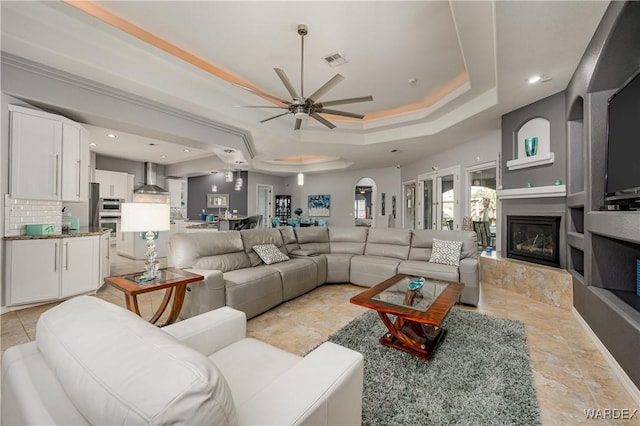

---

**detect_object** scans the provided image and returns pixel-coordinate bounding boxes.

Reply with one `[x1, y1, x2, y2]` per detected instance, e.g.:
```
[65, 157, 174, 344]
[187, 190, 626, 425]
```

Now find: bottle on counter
[201, 209, 207, 221]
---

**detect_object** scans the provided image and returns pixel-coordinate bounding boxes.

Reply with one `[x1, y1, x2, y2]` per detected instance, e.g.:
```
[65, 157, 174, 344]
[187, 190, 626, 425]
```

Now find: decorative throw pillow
[252, 244, 290, 265]
[429, 238, 463, 267]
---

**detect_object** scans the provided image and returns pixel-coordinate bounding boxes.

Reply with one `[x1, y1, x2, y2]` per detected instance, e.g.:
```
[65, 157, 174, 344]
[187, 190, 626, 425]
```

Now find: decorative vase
[525, 137, 538, 157]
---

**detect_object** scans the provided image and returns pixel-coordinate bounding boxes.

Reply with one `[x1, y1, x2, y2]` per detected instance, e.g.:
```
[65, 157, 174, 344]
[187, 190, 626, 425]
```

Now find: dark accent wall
[501, 91, 566, 190]
[565, 0, 640, 388]
[187, 172, 248, 219]
[500, 92, 567, 267]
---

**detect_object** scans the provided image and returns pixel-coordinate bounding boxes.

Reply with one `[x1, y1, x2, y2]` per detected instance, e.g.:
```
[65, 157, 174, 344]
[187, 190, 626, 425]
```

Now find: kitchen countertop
[3, 227, 111, 241]
[185, 223, 219, 229]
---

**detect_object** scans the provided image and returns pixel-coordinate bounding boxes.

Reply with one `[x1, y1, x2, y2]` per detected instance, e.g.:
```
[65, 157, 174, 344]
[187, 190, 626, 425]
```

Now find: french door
[417, 166, 460, 230]
[402, 180, 416, 229]
[256, 184, 273, 228]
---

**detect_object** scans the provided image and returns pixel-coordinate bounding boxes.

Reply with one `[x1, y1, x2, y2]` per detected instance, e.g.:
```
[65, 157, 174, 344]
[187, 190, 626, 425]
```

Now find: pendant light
[211, 184, 217, 192]
[225, 164, 233, 182]
[235, 170, 243, 191]
[297, 156, 304, 186]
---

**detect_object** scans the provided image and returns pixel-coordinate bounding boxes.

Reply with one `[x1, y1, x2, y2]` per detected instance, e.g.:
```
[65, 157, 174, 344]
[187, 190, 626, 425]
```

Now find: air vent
[322, 52, 347, 67]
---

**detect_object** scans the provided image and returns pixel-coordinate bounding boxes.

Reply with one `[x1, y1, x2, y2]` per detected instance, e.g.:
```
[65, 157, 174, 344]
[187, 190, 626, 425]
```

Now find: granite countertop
[185, 223, 220, 229]
[3, 227, 111, 241]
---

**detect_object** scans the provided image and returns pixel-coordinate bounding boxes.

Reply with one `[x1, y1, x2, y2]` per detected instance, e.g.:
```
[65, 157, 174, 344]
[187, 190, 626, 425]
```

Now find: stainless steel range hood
[135, 162, 169, 195]
[133, 162, 170, 203]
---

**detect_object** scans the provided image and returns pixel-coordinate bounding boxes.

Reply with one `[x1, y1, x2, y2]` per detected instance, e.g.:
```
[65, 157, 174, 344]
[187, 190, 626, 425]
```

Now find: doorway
[256, 184, 273, 228]
[354, 177, 376, 227]
[417, 166, 460, 230]
[402, 180, 416, 229]
[466, 161, 497, 248]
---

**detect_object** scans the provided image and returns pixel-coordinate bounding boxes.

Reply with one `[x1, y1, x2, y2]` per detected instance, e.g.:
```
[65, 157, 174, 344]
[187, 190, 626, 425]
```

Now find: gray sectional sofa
[169, 226, 479, 320]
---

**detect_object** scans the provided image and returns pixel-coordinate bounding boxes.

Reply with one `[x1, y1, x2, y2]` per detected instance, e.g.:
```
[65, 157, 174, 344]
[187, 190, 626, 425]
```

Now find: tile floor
[1, 255, 638, 425]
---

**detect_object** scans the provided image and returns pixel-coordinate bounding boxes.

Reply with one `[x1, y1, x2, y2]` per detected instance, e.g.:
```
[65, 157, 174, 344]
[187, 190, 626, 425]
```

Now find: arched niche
[507, 117, 554, 170]
[355, 177, 376, 227]
[568, 96, 585, 194]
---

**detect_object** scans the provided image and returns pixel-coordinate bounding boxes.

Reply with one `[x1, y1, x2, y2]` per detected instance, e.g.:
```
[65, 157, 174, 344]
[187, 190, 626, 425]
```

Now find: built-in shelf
[506, 152, 555, 170]
[588, 211, 640, 243]
[497, 184, 566, 200]
[569, 269, 585, 285]
[567, 232, 585, 251]
[567, 192, 586, 208]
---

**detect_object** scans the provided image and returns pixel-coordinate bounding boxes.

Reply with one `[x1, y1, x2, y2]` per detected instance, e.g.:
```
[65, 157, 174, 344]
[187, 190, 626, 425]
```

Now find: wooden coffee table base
[377, 312, 448, 361]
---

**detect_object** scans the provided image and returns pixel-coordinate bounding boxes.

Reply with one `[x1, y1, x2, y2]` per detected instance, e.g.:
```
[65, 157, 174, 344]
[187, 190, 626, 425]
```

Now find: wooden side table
[105, 267, 203, 326]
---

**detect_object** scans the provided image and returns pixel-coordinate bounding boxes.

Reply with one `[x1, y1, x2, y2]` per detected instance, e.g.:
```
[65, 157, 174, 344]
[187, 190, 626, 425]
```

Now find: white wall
[401, 130, 501, 221]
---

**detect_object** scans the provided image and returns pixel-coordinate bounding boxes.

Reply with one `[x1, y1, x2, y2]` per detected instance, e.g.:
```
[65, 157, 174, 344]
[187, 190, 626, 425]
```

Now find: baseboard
[0, 305, 9, 315]
[572, 308, 640, 402]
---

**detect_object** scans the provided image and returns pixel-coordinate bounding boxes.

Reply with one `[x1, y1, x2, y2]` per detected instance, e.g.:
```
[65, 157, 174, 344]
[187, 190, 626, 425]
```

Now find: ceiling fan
[233, 24, 373, 130]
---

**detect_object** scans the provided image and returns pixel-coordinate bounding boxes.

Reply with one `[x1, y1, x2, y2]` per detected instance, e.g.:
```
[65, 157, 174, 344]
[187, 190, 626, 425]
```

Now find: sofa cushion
[329, 227, 368, 254]
[224, 266, 283, 319]
[170, 231, 247, 269]
[350, 255, 400, 287]
[324, 253, 354, 283]
[253, 244, 291, 265]
[409, 230, 478, 261]
[194, 252, 252, 272]
[295, 227, 331, 253]
[364, 228, 411, 260]
[429, 238, 463, 266]
[267, 258, 318, 301]
[397, 260, 460, 283]
[240, 229, 287, 267]
[36, 296, 237, 425]
[278, 226, 300, 253]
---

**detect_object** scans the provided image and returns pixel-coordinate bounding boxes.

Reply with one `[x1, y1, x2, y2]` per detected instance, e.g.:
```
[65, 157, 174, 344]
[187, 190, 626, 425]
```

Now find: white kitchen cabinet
[99, 231, 111, 286]
[9, 105, 89, 202]
[167, 179, 186, 209]
[5, 235, 102, 306]
[95, 170, 129, 200]
[9, 105, 62, 200]
[61, 121, 82, 202]
[116, 226, 135, 258]
[60, 236, 99, 298]
[6, 239, 60, 305]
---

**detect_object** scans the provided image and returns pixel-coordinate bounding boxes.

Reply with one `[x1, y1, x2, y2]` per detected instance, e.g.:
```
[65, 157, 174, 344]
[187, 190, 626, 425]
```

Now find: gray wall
[187, 171, 248, 219]
[564, 0, 640, 388]
[282, 166, 402, 228]
[501, 91, 567, 190]
[247, 171, 287, 220]
[95, 154, 167, 190]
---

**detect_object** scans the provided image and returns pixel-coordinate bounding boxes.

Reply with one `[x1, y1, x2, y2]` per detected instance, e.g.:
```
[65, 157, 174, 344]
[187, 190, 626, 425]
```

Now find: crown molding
[1, 52, 255, 158]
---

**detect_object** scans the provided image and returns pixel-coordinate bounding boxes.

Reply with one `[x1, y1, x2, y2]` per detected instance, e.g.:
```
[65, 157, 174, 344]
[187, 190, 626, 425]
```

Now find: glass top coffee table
[350, 274, 465, 360]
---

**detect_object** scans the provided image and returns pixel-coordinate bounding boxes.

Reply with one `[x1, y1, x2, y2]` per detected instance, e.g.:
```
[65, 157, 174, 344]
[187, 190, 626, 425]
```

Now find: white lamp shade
[121, 203, 170, 232]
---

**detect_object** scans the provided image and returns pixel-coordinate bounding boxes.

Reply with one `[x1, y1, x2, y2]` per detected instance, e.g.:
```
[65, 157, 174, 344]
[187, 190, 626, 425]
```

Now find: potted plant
[294, 207, 303, 218]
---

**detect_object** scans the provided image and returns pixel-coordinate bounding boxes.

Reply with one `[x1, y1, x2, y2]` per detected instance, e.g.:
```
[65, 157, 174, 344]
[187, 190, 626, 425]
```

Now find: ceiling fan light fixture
[294, 111, 308, 120]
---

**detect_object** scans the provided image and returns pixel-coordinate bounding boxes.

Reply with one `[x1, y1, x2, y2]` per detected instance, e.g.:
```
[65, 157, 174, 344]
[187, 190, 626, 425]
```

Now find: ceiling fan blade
[294, 118, 303, 130]
[232, 83, 291, 105]
[310, 112, 336, 129]
[274, 68, 301, 101]
[307, 74, 344, 104]
[233, 106, 289, 109]
[318, 96, 373, 107]
[316, 108, 365, 119]
[260, 112, 291, 123]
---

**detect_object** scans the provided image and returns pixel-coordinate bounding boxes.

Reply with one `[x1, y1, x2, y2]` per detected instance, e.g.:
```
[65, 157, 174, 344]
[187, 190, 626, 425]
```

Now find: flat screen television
[605, 68, 640, 208]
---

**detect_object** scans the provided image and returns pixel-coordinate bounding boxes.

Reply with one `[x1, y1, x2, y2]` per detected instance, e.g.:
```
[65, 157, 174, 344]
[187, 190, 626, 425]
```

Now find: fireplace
[506, 216, 561, 268]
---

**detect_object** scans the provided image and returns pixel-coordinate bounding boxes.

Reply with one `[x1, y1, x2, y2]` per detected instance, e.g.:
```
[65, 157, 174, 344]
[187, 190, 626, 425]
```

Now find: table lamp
[121, 203, 170, 280]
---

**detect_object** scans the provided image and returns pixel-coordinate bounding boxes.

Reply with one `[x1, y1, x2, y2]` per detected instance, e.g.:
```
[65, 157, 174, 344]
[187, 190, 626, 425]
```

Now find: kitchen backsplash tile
[3, 195, 62, 237]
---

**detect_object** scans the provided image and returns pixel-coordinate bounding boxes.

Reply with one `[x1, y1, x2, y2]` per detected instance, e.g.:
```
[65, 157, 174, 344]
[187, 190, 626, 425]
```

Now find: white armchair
[1, 296, 364, 425]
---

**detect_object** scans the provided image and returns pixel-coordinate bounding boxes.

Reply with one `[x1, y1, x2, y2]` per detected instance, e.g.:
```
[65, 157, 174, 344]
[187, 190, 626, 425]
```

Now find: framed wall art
[308, 194, 331, 217]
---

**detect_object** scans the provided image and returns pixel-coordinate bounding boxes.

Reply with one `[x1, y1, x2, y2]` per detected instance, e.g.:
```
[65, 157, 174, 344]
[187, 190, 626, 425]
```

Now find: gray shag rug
[326, 309, 541, 425]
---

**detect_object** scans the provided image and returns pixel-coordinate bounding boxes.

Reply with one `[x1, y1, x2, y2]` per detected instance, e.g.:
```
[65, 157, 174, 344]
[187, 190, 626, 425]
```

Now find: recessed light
[528, 75, 542, 84]
[408, 78, 418, 86]
[89, 142, 97, 147]
[161, 155, 167, 159]
[148, 143, 157, 146]
[391, 149, 400, 153]
[235, 161, 244, 164]
[183, 149, 190, 153]
[224, 149, 234, 154]
[106, 133, 116, 138]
